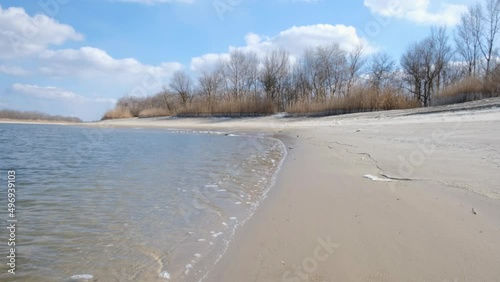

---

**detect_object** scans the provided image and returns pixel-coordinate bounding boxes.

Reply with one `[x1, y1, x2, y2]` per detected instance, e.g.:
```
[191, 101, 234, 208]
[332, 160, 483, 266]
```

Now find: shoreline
[197, 133, 289, 282]
[81, 99, 500, 281]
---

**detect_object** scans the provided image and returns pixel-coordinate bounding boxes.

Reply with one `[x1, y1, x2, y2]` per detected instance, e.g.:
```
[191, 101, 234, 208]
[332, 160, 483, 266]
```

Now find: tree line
[104, 0, 500, 119]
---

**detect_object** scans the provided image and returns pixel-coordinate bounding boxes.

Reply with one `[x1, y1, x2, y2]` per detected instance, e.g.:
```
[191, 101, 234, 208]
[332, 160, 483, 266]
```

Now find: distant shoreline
[0, 118, 79, 125]
[0, 109, 82, 124]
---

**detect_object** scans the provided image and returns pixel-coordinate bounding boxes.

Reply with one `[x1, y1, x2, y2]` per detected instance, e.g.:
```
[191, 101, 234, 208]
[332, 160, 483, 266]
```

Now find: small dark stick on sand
[472, 208, 477, 215]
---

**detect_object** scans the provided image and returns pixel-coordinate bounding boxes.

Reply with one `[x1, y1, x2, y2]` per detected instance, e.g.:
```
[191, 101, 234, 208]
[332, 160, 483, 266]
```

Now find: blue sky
[0, 0, 479, 121]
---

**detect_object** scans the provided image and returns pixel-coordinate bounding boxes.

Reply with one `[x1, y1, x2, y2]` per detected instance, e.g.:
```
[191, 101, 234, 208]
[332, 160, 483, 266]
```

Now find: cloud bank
[364, 0, 468, 26]
[191, 24, 374, 71]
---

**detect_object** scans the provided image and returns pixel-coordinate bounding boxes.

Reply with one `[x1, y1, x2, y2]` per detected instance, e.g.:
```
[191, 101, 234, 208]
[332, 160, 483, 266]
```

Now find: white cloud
[191, 24, 374, 71]
[0, 5, 182, 84]
[273, 24, 371, 54]
[363, 0, 468, 26]
[0, 65, 29, 76]
[0, 5, 183, 118]
[191, 53, 230, 72]
[38, 47, 183, 82]
[0, 5, 83, 60]
[11, 83, 117, 106]
[13, 83, 87, 101]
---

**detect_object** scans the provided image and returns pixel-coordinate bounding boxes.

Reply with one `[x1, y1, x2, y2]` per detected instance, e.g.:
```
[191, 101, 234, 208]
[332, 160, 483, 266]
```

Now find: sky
[0, 0, 480, 121]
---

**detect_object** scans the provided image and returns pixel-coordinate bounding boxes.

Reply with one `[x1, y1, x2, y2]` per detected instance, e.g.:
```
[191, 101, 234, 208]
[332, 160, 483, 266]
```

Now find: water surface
[0, 123, 286, 281]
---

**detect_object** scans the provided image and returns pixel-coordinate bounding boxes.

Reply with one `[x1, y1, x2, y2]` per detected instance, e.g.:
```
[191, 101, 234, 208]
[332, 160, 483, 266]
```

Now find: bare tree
[480, 0, 500, 75]
[223, 50, 259, 99]
[402, 42, 425, 102]
[401, 27, 452, 106]
[159, 87, 176, 112]
[455, 4, 482, 76]
[246, 53, 260, 97]
[369, 52, 396, 90]
[441, 61, 470, 86]
[223, 50, 243, 98]
[197, 66, 223, 100]
[302, 44, 349, 100]
[321, 44, 348, 97]
[302, 48, 322, 100]
[169, 70, 193, 105]
[433, 27, 453, 92]
[260, 49, 290, 110]
[289, 59, 313, 104]
[346, 44, 365, 95]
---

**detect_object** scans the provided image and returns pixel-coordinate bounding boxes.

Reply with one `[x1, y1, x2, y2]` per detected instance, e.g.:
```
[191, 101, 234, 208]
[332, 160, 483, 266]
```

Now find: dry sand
[94, 98, 500, 282]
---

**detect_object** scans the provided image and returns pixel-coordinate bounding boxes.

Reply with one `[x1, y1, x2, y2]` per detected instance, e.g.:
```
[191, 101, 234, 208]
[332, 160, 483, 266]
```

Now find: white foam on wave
[70, 274, 94, 280]
[168, 129, 229, 136]
[198, 134, 288, 282]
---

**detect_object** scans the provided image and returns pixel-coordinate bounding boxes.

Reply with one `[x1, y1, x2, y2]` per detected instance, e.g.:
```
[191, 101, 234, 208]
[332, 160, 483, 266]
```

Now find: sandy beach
[93, 98, 500, 282]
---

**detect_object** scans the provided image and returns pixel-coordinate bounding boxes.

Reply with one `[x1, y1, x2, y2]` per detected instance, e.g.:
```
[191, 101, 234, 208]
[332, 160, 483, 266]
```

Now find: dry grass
[102, 107, 134, 120]
[103, 94, 276, 119]
[138, 108, 172, 118]
[287, 87, 419, 116]
[104, 87, 421, 120]
[435, 75, 500, 106]
[176, 96, 276, 117]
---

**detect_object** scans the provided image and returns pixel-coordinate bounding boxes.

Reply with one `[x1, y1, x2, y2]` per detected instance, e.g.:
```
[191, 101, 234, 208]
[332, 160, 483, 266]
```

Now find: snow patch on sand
[364, 174, 393, 182]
